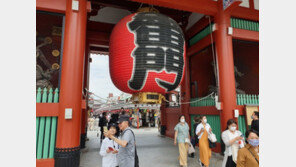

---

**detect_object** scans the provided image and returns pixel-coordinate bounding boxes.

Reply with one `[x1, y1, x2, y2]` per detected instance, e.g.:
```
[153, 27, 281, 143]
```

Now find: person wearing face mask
[237, 129, 259, 167]
[221, 119, 244, 167]
[195, 115, 212, 167]
[174, 115, 190, 167]
[250, 112, 259, 133]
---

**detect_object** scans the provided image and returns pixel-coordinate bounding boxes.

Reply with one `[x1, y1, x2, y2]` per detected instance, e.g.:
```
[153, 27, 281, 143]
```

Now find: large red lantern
[109, 12, 186, 95]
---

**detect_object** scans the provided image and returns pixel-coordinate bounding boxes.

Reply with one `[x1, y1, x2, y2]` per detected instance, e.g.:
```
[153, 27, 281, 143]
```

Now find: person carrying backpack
[104, 115, 139, 167]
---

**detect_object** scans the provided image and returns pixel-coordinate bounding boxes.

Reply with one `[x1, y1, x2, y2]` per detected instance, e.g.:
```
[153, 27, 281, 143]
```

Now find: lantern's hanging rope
[208, 16, 219, 95]
[162, 92, 215, 105]
[84, 88, 109, 101]
[137, 3, 144, 11]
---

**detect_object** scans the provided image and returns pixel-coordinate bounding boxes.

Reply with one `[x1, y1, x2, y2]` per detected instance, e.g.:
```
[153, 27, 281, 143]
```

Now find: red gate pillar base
[54, 0, 87, 167]
[215, 5, 237, 131]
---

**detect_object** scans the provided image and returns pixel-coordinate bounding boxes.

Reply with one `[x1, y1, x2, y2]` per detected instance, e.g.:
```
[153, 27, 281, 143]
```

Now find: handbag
[208, 139, 216, 148]
[188, 143, 195, 154]
[208, 131, 217, 143]
[185, 138, 191, 144]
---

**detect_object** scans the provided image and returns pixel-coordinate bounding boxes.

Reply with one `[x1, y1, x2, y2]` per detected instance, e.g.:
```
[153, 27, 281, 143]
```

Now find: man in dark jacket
[251, 111, 259, 133]
[99, 112, 108, 143]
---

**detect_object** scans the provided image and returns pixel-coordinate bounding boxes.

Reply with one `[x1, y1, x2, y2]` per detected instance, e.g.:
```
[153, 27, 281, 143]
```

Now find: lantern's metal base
[54, 146, 80, 167]
[131, 92, 164, 104]
[80, 133, 86, 149]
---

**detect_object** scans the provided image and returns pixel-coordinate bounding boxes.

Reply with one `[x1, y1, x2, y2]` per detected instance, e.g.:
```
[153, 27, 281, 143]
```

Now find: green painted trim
[190, 97, 215, 107]
[236, 94, 259, 105]
[47, 88, 53, 103]
[36, 117, 40, 148]
[49, 117, 57, 158]
[231, 18, 259, 32]
[36, 88, 59, 103]
[37, 117, 45, 159]
[189, 24, 213, 47]
[54, 88, 59, 103]
[36, 88, 42, 103]
[238, 116, 247, 137]
[42, 117, 51, 158]
[42, 88, 48, 103]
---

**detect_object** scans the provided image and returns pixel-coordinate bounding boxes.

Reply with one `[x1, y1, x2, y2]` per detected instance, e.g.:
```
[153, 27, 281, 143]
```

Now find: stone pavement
[80, 127, 223, 167]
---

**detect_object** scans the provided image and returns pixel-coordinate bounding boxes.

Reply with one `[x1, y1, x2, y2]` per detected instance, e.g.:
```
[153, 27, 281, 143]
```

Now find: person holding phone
[195, 115, 212, 167]
[221, 119, 244, 167]
[100, 123, 120, 167]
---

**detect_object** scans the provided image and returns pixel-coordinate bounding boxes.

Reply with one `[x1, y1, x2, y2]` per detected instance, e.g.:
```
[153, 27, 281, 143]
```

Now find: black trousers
[100, 128, 105, 140]
[226, 156, 236, 167]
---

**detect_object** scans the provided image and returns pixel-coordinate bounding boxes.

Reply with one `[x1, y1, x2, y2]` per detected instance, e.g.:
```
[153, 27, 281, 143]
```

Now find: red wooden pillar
[80, 40, 90, 149]
[55, 0, 87, 166]
[181, 56, 191, 127]
[215, 5, 237, 131]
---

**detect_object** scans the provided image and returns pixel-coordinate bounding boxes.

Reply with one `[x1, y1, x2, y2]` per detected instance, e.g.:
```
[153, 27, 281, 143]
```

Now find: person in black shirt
[251, 111, 259, 133]
[99, 112, 108, 143]
[190, 116, 201, 158]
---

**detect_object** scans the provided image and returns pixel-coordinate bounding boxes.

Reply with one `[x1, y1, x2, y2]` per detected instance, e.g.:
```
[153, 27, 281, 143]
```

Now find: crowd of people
[174, 112, 259, 167]
[86, 108, 259, 167]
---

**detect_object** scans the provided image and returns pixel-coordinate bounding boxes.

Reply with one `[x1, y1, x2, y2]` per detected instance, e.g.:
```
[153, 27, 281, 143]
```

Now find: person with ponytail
[195, 115, 212, 167]
[221, 119, 244, 167]
[174, 115, 190, 167]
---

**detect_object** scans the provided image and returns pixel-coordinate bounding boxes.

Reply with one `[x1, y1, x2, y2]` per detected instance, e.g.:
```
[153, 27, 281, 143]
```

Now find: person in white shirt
[221, 119, 244, 167]
[100, 123, 119, 167]
[195, 115, 212, 167]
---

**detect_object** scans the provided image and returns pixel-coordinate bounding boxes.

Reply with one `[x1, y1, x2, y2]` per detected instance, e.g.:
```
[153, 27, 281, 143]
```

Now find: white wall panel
[239, 0, 250, 8]
[254, 0, 259, 10]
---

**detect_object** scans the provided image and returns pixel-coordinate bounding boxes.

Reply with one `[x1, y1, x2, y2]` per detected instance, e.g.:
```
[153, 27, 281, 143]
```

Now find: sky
[89, 54, 122, 99]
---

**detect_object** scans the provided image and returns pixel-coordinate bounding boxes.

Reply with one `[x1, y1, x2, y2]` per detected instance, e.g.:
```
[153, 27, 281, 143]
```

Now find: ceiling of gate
[89, 0, 203, 31]
[88, 0, 204, 54]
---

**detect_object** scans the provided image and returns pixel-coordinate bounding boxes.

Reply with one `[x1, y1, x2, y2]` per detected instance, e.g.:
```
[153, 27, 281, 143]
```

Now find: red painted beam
[87, 31, 110, 42]
[36, 0, 66, 13]
[129, 0, 218, 16]
[89, 40, 109, 48]
[36, 103, 59, 117]
[189, 106, 220, 115]
[236, 105, 245, 115]
[232, 28, 259, 42]
[36, 159, 54, 167]
[187, 34, 214, 57]
[186, 16, 214, 40]
[87, 21, 115, 33]
[231, 6, 259, 21]
[36, 0, 91, 14]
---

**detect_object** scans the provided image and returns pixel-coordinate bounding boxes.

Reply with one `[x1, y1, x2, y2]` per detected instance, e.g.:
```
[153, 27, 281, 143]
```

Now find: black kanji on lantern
[127, 13, 185, 91]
